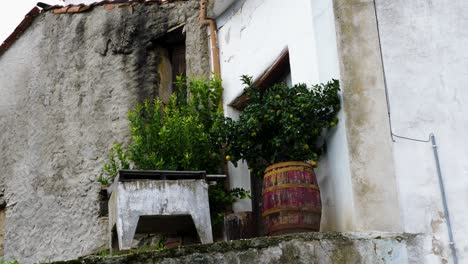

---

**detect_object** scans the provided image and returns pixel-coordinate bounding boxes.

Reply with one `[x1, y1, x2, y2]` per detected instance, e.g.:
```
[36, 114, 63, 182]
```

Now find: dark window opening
[159, 25, 187, 101]
[99, 189, 108, 217]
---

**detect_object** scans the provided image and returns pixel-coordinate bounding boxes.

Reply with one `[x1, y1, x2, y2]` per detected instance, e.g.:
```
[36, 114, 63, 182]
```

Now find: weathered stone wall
[52, 232, 427, 264]
[0, 1, 209, 263]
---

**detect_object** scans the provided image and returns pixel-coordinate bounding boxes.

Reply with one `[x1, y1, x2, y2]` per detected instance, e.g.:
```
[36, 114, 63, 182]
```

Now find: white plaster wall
[215, 0, 354, 232]
[310, 0, 355, 231]
[376, 0, 468, 262]
[207, 0, 237, 18]
[217, 0, 320, 107]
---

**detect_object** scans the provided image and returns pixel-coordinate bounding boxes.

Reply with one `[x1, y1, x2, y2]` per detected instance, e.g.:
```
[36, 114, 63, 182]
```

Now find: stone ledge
[51, 232, 424, 264]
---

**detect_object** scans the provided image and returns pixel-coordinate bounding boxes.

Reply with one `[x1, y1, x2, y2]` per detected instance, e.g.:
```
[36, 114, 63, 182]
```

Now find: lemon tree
[226, 76, 341, 175]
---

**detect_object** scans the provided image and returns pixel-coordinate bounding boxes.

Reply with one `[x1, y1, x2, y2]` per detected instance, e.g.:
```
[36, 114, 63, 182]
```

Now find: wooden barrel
[262, 161, 321, 235]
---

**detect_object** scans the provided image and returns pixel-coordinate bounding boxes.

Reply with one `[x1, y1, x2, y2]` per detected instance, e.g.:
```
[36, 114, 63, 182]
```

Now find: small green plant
[97, 174, 109, 186]
[95, 249, 111, 257]
[226, 76, 341, 175]
[208, 181, 252, 226]
[1, 261, 19, 264]
[98, 143, 130, 184]
[155, 235, 167, 251]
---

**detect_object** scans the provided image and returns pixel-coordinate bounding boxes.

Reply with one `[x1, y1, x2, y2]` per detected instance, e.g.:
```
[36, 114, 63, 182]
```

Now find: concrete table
[108, 170, 213, 250]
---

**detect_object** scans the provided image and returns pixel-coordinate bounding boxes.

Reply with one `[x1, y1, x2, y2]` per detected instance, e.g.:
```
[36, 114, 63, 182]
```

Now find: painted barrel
[262, 161, 321, 235]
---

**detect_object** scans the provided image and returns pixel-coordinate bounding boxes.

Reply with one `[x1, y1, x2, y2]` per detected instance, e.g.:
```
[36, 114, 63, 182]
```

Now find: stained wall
[374, 0, 468, 262]
[0, 1, 209, 263]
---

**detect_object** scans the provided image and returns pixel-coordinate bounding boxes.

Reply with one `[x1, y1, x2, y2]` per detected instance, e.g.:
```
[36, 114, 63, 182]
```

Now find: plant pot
[262, 161, 321, 236]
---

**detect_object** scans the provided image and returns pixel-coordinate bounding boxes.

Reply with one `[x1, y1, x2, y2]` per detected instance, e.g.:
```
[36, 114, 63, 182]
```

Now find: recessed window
[157, 25, 187, 103]
[230, 49, 291, 110]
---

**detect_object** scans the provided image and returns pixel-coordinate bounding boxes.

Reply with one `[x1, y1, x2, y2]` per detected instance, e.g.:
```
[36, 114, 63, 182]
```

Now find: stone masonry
[0, 1, 210, 263]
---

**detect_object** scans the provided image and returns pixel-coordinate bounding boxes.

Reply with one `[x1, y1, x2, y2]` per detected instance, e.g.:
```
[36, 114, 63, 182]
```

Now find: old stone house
[0, 1, 211, 262]
[0, 0, 467, 263]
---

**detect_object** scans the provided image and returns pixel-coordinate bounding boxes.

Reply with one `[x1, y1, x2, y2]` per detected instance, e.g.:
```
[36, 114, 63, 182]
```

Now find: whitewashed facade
[211, 0, 468, 263]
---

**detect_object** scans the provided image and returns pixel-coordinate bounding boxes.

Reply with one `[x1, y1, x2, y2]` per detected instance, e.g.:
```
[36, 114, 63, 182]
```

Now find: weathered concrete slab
[51, 232, 428, 264]
[109, 179, 213, 250]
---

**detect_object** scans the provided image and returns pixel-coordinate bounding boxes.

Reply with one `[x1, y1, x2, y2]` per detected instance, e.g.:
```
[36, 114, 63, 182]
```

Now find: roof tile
[67, 5, 83, 13]
[103, 4, 115, 9]
[79, 5, 92, 12]
[52, 6, 70, 14]
[0, 0, 188, 58]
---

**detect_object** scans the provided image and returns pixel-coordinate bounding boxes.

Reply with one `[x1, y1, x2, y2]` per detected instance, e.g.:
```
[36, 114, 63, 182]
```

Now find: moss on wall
[51, 232, 420, 264]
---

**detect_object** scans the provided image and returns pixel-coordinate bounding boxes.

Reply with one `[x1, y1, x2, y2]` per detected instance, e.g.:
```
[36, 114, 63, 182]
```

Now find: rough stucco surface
[0, 1, 209, 263]
[52, 232, 427, 264]
[332, 0, 401, 232]
[374, 1, 468, 263]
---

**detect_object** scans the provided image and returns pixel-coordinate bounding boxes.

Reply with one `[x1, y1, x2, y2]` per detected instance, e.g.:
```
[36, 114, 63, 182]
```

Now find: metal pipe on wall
[200, 0, 221, 77]
[430, 134, 458, 264]
[373, 0, 458, 263]
[199, 0, 228, 180]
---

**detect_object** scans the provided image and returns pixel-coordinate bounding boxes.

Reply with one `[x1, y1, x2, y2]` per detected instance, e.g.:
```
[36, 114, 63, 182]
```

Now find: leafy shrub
[226, 76, 341, 175]
[208, 181, 252, 226]
[99, 76, 225, 183]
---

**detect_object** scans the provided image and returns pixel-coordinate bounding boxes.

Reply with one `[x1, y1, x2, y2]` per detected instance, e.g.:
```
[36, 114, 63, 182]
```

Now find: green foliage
[97, 174, 109, 186]
[127, 98, 211, 172]
[208, 182, 252, 227]
[155, 235, 167, 251]
[0, 261, 19, 264]
[99, 76, 226, 184]
[99, 76, 251, 226]
[92, 237, 166, 257]
[99, 143, 130, 184]
[226, 76, 341, 175]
